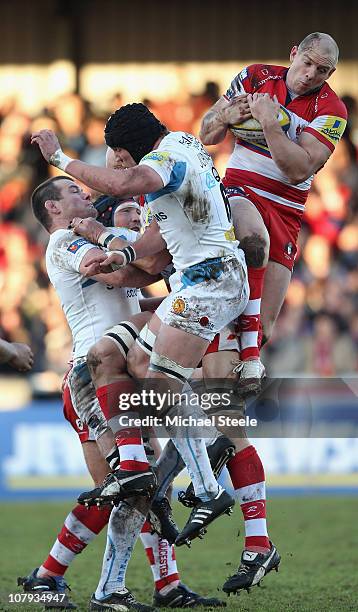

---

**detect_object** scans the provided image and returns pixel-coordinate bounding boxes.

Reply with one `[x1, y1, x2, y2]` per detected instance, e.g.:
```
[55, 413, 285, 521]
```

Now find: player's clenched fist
[31, 129, 61, 162]
[223, 94, 252, 125]
[71, 217, 105, 244]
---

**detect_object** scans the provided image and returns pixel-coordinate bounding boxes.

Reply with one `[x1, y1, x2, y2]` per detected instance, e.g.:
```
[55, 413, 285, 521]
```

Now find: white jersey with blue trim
[139, 131, 239, 271]
[46, 226, 140, 359]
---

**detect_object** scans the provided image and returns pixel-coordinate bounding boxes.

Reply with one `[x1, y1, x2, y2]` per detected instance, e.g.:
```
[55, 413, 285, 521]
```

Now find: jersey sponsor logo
[142, 151, 171, 164]
[224, 226, 236, 242]
[171, 297, 187, 315]
[126, 288, 138, 298]
[317, 116, 347, 145]
[206, 172, 216, 189]
[153, 211, 168, 221]
[67, 238, 88, 253]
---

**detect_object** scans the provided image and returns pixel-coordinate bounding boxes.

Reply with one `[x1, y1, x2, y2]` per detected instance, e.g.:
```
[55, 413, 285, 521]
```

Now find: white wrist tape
[49, 148, 74, 171]
[98, 231, 117, 248]
[108, 251, 127, 270]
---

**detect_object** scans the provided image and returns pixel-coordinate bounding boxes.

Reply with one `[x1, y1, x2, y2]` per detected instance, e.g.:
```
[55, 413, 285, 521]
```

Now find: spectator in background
[304, 313, 357, 375]
[0, 337, 33, 371]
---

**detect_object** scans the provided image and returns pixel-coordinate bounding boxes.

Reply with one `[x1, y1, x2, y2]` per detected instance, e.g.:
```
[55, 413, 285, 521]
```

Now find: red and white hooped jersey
[223, 64, 347, 212]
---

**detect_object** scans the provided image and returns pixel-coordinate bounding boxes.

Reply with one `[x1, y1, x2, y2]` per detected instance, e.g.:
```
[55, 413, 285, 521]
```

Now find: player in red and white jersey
[200, 32, 347, 392]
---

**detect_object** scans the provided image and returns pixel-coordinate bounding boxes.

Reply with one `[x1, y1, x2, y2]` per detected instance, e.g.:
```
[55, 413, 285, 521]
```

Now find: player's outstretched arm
[31, 129, 163, 197]
[200, 95, 251, 145]
[0, 339, 34, 371]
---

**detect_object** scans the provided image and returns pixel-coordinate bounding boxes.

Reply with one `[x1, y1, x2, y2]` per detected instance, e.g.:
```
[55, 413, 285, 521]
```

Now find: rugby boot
[17, 568, 76, 609]
[233, 358, 266, 396]
[175, 488, 235, 547]
[178, 436, 235, 508]
[222, 542, 281, 594]
[78, 468, 157, 507]
[148, 496, 180, 545]
[153, 582, 226, 607]
[89, 589, 154, 611]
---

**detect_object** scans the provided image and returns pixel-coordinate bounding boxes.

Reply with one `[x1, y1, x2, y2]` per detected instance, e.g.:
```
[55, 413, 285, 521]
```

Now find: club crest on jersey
[142, 151, 171, 164]
[67, 238, 88, 253]
[171, 297, 187, 315]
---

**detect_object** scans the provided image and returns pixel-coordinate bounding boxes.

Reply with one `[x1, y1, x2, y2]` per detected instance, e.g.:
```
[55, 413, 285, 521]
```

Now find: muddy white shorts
[66, 357, 109, 441]
[155, 251, 248, 342]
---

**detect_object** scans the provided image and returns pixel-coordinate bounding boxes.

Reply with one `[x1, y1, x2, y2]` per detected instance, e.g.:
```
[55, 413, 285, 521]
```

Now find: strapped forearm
[200, 108, 229, 145]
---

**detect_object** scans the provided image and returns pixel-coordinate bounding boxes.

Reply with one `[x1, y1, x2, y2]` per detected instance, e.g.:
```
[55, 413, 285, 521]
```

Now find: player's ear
[45, 199, 61, 215]
[289, 46, 298, 63]
[327, 66, 336, 78]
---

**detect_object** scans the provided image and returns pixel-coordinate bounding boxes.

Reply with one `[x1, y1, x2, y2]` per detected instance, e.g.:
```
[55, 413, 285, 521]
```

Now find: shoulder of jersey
[246, 63, 287, 82]
[50, 228, 73, 244]
[316, 83, 348, 119]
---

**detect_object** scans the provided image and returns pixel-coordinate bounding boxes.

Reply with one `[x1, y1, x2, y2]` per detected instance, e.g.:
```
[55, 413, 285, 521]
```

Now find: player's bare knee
[87, 338, 121, 380]
[240, 232, 269, 268]
[127, 347, 148, 379]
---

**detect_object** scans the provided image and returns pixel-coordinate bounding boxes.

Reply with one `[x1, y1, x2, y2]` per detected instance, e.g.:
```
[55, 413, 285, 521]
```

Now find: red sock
[96, 380, 135, 421]
[40, 505, 111, 576]
[238, 267, 265, 360]
[96, 381, 149, 472]
[227, 446, 270, 552]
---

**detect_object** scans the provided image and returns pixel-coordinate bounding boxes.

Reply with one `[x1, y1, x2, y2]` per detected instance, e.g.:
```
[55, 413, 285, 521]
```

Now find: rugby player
[200, 32, 347, 393]
[65, 140, 280, 591]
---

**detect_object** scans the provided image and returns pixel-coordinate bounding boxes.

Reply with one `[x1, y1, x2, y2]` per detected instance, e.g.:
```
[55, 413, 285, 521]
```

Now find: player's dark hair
[31, 176, 73, 231]
[94, 194, 122, 227]
[104, 103, 168, 164]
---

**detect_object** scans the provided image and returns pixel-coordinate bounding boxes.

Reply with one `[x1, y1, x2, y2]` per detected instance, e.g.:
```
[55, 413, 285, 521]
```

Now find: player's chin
[87, 206, 98, 218]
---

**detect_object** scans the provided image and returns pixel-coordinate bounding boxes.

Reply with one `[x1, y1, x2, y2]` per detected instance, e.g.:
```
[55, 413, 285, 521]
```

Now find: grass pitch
[0, 497, 357, 611]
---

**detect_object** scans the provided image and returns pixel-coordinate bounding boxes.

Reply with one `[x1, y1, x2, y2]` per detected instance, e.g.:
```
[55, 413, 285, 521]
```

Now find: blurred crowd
[0, 84, 357, 381]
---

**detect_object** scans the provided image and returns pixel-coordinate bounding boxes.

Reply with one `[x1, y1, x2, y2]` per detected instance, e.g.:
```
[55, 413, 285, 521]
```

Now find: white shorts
[155, 253, 248, 342]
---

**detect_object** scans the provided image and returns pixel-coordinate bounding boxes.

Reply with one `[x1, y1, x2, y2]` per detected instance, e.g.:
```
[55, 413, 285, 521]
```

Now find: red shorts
[62, 375, 92, 443]
[224, 182, 303, 271]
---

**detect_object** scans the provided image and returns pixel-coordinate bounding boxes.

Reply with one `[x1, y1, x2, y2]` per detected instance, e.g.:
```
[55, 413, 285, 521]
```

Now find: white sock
[165, 395, 221, 502]
[95, 502, 145, 599]
[172, 436, 221, 501]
